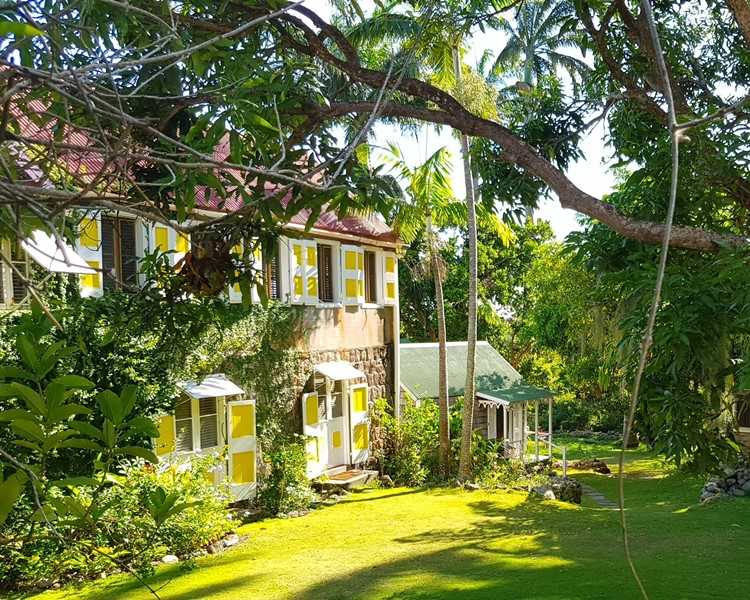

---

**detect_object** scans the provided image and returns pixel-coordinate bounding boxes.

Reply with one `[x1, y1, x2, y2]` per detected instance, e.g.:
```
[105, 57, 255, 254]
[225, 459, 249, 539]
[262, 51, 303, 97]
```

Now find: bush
[102, 454, 233, 558]
[258, 438, 317, 515]
[1, 455, 233, 591]
[370, 397, 439, 486]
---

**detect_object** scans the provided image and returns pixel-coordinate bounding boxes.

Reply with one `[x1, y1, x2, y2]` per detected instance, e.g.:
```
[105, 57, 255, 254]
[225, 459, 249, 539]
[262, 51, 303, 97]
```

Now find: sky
[303, 0, 616, 241]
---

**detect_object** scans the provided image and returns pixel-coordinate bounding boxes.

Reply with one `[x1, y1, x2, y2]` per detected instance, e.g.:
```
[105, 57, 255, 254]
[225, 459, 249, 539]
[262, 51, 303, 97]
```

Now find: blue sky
[305, 0, 616, 240]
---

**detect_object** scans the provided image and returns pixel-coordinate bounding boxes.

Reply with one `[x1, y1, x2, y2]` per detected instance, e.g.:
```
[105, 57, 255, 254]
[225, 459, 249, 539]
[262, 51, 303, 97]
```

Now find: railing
[501, 433, 568, 477]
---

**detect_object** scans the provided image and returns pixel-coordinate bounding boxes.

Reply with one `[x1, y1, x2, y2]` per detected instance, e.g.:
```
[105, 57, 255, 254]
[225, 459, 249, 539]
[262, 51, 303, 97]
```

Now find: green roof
[400, 341, 554, 405]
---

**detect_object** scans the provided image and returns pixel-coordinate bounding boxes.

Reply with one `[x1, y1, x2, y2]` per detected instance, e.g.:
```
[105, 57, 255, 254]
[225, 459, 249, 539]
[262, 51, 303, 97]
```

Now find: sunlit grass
[30, 438, 750, 600]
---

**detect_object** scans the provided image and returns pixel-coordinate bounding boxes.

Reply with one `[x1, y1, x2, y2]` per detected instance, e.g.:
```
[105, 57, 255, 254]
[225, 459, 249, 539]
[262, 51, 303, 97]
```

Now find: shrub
[102, 454, 233, 558]
[258, 438, 316, 515]
[371, 397, 440, 486]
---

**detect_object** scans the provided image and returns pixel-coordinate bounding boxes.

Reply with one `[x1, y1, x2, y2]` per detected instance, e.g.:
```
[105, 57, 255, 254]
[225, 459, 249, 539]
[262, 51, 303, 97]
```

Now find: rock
[733, 488, 746, 497]
[321, 498, 337, 506]
[723, 465, 736, 477]
[223, 534, 240, 548]
[742, 480, 750, 492]
[207, 541, 223, 554]
[571, 459, 611, 474]
[380, 474, 394, 488]
[161, 554, 179, 564]
[549, 476, 583, 504]
[705, 482, 719, 493]
[702, 493, 723, 504]
[465, 482, 480, 491]
[544, 489, 556, 500]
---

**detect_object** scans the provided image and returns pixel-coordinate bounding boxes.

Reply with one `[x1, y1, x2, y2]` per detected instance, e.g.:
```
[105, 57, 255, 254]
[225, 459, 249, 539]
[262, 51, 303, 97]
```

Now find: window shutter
[341, 244, 364, 305]
[252, 242, 263, 303]
[304, 240, 318, 305]
[228, 241, 243, 304]
[317, 245, 334, 302]
[76, 213, 103, 298]
[155, 415, 176, 456]
[227, 398, 257, 500]
[383, 252, 397, 305]
[289, 240, 305, 304]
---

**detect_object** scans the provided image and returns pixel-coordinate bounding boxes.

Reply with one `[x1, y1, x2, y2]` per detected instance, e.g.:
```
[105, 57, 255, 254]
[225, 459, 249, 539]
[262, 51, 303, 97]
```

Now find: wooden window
[199, 397, 219, 448]
[264, 252, 280, 300]
[739, 400, 750, 429]
[175, 399, 194, 452]
[0, 240, 31, 307]
[363, 250, 377, 303]
[101, 217, 138, 292]
[317, 244, 334, 302]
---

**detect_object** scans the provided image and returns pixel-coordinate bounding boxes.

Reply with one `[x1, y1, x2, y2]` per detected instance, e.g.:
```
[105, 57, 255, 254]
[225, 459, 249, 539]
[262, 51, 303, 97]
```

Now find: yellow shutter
[332, 430, 342, 448]
[352, 387, 368, 412]
[386, 282, 396, 300]
[79, 218, 99, 250]
[305, 394, 319, 426]
[155, 227, 169, 251]
[231, 404, 255, 438]
[80, 260, 100, 289]
[345, 279, 358, 298]
[385, 256, 395, 273]
[354, 423, 368, 450]
[232, 450, 255, 484]
[175, 233, 190, 253]
[345, 250, 357, 270]
[156, 415, 175, 455]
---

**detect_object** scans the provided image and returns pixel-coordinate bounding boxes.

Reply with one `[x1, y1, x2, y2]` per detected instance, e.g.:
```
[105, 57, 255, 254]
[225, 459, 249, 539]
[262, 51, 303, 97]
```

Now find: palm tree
[384, 143, 510, 477]
[492, 0, 588, 87]
[342, 5, 505, 480]
[385, 144, 461, 478]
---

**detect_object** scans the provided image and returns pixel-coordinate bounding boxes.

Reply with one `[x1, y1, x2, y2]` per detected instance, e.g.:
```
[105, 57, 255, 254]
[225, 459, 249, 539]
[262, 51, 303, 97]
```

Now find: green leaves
[145, 486, 199, 526]
[0, 471, 28, 525]
[95, 385, 137, 426]
[0, 20, 45, 38]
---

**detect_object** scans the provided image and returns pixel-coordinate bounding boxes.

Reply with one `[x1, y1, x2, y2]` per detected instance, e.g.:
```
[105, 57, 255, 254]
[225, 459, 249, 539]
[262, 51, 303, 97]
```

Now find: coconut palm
[384, 143, 510, 477]
[342, 4, 507, 480]
[492, 0, 588, 86]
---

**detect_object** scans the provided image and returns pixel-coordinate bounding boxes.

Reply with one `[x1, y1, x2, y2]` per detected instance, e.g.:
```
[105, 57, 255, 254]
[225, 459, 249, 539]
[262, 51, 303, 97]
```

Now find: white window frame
[361, 244, 383, 309]
[173, 396, 222, 454]
[314, 238, 342, 306]
[0, 239, 31, 308]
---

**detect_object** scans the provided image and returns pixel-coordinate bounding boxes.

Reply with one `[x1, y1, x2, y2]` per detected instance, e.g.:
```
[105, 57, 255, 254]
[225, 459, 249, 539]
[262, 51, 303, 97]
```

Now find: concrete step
[318, 469, 379, 491]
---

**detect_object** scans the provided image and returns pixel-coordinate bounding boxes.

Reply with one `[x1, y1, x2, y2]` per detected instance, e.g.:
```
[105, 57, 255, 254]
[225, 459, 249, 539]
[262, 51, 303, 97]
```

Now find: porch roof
[400, 341, 554, 405]
[178, 374, 244, 399]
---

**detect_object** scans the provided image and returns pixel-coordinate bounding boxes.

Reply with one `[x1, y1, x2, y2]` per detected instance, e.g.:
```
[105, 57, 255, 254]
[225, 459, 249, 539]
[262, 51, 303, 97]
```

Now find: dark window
[739, 400, 750, 428]
[317, 244, 334, 302]
[263, 251, 280, 300]
[363, 250, 377, 303]
[101, 217, 138, 291]
[10, 241, 28, 303]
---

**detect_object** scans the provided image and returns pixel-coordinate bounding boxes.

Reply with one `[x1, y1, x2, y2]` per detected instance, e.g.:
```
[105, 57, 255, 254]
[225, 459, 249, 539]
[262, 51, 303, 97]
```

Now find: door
[227, 398, 256, 500]
[302, 391, 327, 477]
[326, 380, 347, 467]
[349, 383, 369, 465]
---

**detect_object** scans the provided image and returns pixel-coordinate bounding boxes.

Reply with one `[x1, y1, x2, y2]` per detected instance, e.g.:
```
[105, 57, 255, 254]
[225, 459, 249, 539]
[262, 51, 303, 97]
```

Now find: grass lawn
[31, 439, 750, 600]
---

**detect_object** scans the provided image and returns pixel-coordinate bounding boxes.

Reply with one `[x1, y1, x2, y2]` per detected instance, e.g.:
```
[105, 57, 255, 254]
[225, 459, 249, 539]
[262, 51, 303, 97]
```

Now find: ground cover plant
[29, 438, 749, 600]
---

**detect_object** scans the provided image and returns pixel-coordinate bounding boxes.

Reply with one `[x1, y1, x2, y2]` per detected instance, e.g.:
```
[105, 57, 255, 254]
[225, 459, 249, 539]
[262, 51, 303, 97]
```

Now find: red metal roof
[12, 102, 398, 244]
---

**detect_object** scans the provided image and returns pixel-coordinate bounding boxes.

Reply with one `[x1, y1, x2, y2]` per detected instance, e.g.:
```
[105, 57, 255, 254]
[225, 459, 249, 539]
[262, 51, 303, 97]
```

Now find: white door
[326, 380, 347, 467]
[349, 383, 369, 465]
[227, 398, 256, 500]
[302, 391, 327, 477]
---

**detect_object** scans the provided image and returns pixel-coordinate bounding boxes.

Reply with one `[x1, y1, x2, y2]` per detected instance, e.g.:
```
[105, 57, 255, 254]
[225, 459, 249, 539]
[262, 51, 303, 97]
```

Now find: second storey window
[363, 250, 377, 303]
[264, 252, 281, 300]
[0, 240, 31, 307]
[317, 244, 334, 302]
[101, 217, 138, 291]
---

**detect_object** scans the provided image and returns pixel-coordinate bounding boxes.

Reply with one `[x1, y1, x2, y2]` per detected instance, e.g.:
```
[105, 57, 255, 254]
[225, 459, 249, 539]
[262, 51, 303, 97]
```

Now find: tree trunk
[454, 47, 478, 481]
[427, 216, 451, 478]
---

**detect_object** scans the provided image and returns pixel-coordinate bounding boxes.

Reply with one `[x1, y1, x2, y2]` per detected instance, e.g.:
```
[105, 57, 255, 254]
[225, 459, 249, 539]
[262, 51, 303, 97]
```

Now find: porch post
[534, 400, 539, 461]
[503, 404, 508, 446]
[548, 396, 553, 457]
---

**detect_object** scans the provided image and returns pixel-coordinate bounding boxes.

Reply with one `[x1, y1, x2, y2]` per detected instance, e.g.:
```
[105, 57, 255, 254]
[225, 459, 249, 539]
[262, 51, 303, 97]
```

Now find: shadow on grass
[292, 494, 630, 600]
[65, 551, 254, 600]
